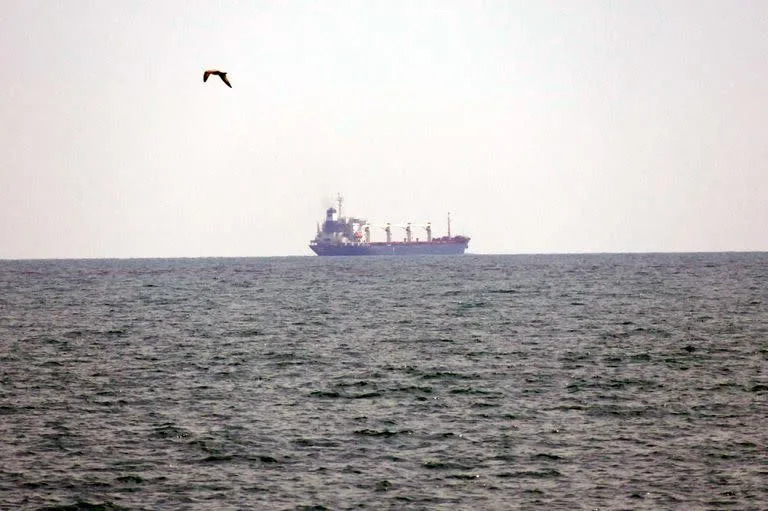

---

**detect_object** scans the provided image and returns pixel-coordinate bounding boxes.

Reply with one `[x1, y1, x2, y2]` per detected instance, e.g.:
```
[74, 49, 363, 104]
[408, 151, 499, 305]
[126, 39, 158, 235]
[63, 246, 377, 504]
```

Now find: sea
[0, 253, 766, 510]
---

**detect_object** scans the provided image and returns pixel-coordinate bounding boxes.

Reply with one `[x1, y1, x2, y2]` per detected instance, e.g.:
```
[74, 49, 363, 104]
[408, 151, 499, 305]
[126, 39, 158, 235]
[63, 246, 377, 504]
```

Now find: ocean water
[0, 253, 766, 510]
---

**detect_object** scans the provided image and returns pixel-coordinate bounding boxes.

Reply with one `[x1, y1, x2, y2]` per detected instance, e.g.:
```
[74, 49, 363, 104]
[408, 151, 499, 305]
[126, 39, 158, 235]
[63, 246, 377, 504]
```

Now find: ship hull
[310, 241, 468, 256]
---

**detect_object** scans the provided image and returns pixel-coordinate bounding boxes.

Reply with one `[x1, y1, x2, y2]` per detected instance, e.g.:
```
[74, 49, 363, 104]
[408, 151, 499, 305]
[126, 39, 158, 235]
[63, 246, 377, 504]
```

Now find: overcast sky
[2, 0, 766, 258]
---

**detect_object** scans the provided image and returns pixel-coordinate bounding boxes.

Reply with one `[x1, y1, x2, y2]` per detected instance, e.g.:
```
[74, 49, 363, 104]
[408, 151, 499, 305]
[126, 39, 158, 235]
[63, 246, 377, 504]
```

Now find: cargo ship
[309, 195, 470, 256]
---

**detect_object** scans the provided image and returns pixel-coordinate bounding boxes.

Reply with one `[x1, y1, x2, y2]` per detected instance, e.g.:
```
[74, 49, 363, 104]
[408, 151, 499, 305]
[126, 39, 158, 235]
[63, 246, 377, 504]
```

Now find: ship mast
[447, 212, 451, 238]
[337, 193, 343, 219]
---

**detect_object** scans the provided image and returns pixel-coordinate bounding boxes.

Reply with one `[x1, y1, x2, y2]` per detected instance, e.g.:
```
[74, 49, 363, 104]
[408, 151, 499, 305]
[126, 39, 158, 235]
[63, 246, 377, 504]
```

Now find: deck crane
[409, 222, 432, 242]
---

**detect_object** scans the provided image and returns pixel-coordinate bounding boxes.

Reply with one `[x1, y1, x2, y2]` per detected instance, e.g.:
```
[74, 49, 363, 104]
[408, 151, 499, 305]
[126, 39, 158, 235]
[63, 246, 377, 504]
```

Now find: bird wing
[220, 74, 232, 88]
[203, 70, 211, 82]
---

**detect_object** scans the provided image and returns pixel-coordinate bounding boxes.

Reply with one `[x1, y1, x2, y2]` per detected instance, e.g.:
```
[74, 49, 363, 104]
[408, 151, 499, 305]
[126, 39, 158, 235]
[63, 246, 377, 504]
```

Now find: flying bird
[203, 70, 232, 88]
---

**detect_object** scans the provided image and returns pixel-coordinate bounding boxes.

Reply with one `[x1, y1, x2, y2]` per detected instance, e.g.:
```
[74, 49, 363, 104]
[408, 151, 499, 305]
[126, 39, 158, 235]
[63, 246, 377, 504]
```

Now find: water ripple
[0, 253, 766, 509]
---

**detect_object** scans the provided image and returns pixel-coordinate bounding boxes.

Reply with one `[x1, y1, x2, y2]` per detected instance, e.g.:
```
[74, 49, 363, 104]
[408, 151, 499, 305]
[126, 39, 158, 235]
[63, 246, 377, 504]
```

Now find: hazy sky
[2, 0, 767, 258]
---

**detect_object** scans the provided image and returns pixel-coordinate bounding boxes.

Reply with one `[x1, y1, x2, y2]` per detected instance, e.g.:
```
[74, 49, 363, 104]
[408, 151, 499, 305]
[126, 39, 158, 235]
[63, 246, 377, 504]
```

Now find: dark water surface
[1, 253, 766, 510]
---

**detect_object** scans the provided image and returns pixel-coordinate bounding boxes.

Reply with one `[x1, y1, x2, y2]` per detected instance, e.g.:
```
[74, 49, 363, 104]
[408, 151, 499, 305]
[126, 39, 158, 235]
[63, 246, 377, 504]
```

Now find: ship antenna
[337, 193, 343, 219]
[447, 212, 451, 238]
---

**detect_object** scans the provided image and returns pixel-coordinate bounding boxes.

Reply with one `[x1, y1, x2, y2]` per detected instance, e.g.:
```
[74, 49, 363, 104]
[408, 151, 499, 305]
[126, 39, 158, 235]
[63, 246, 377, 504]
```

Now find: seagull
[203, 70, 232, 88]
